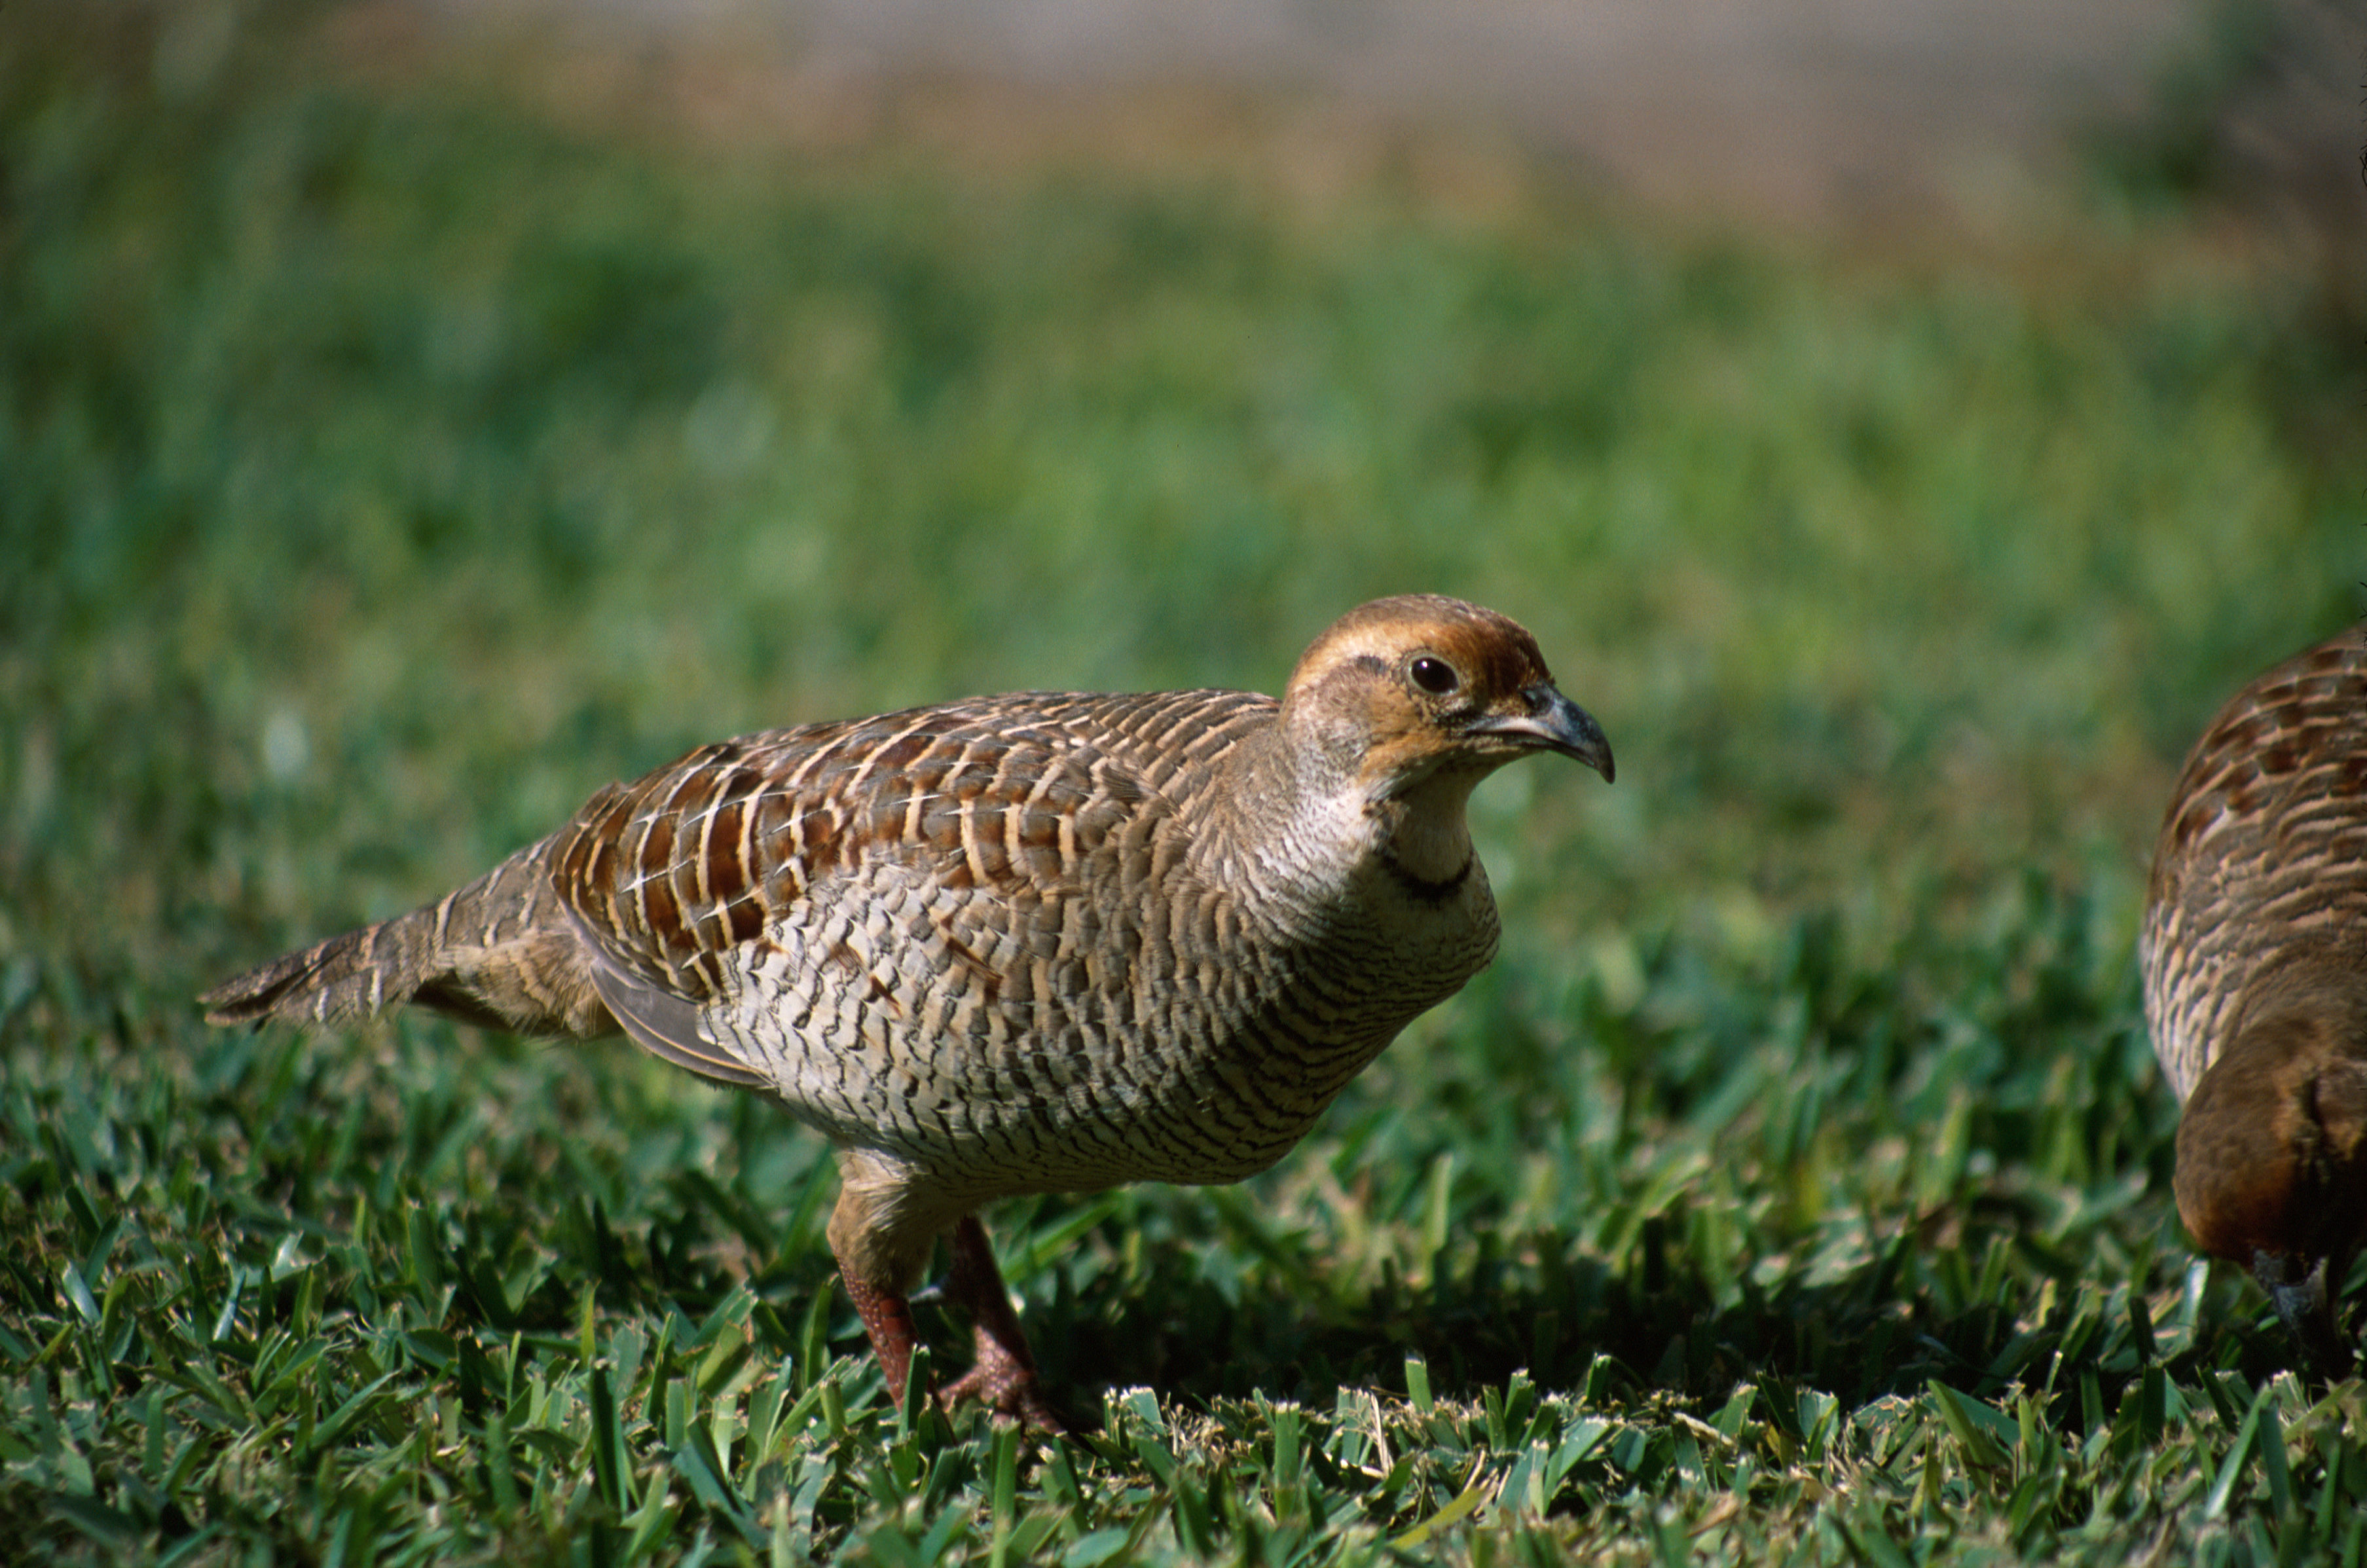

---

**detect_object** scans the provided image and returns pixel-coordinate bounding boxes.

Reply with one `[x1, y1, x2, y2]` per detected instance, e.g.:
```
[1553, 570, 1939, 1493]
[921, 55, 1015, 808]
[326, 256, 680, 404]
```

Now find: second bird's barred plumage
[2142, 629, 2367, 1101]
[2140, 623, 2367, 1376]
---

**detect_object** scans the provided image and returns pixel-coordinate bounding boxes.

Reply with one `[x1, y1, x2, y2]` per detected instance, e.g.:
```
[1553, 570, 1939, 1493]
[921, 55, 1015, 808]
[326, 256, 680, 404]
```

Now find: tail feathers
[200, 922, 413, 1027]
[200, 839, 617, 1040]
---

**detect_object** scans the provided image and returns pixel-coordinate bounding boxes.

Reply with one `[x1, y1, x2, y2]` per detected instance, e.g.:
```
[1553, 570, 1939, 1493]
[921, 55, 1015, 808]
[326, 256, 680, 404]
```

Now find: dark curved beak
[1472, 685, 1615, 783]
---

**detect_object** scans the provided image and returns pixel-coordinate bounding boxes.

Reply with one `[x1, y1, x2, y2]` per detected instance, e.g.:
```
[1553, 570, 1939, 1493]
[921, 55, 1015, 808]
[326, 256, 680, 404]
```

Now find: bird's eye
[1408, 656, 1460, 695]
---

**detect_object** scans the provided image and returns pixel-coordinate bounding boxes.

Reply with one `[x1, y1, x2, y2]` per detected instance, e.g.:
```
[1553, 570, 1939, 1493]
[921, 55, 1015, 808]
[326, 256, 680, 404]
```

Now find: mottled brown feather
[2142, 625, 2367, 1372]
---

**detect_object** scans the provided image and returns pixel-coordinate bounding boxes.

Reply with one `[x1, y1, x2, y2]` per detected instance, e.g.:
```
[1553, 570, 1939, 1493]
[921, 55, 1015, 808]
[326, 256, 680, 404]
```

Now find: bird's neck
[1368, 766, 1483, 888]
[1199, 723, 1483, 915]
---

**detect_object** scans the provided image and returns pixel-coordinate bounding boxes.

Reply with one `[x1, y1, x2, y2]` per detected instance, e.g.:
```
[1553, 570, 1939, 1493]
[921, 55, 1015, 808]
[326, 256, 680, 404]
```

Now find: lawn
[5, 1, 2367, 1562]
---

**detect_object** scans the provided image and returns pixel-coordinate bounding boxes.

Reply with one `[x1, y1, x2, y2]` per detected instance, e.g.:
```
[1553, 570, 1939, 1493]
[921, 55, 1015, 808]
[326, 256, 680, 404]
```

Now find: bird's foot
[940, 1342, 1076, 1433]
[838, 1218, 1078, 1431]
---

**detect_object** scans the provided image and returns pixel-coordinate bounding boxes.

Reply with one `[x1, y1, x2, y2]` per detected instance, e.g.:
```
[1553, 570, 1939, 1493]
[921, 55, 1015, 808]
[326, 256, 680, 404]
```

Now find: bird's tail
[199, 837, 615, 1039]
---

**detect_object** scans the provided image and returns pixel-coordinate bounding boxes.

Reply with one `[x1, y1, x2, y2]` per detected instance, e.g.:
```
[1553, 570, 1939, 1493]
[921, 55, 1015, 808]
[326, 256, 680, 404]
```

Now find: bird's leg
[2256, 1248, 2357, 1379]
[826, 1161, 942, 1413]
[940, 1215, 1072, 1432]
[839, 1268, 925, 1411]
[826, 1165, 1069, 1429]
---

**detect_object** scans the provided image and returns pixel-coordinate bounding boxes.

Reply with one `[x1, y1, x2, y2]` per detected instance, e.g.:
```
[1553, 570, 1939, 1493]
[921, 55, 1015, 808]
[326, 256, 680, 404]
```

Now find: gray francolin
[2142, 625, 2367, 1376]
[202, 594, 1614, 1426]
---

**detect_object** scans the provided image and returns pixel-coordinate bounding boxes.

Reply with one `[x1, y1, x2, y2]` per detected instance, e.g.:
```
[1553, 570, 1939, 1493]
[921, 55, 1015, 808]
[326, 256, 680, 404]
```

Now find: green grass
[6, 1, 2367, 1561]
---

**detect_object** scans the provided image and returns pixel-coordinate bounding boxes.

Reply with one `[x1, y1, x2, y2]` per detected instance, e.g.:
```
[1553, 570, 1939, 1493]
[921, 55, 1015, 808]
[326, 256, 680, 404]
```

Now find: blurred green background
[8, 0, 2358, 979]
[4, 0, 2366, 1559]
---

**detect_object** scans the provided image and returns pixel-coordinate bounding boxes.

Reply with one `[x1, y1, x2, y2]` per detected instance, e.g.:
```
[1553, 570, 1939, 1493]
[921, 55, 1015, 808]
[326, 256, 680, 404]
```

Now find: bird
[2142, 625, 2367, 1377]
[201, 594, 1614, 1427]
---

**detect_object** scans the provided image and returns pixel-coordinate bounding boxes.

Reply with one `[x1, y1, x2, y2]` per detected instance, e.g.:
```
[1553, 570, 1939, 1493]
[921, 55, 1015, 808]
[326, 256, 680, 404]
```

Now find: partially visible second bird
[2142, 626, 2367, 1376]
[201, 594, 1614, 1425]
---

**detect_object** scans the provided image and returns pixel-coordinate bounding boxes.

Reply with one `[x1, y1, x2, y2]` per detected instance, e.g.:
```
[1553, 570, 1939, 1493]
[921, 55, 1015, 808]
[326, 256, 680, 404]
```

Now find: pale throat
[1372, 763, 1486, 885]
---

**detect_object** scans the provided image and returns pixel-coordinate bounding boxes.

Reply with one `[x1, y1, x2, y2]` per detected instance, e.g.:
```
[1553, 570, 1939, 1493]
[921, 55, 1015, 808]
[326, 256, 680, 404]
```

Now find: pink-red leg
[834, 1215, 1071, 1431]
[938, 1216, 1071, 1432]
[839, 1269, 924, 1412]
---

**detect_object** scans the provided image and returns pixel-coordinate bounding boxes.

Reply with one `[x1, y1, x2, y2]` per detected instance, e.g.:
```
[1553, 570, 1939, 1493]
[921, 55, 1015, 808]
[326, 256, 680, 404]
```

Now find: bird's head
[1281, 594, 1614, 791]
[1274, 595, 1611, 885]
